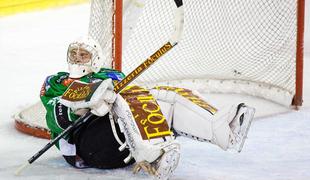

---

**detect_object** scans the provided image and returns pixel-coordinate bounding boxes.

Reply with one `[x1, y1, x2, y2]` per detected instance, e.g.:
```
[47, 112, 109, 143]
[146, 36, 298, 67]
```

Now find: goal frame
[292, 0, 305, 107]
[14, 0, 305, 140]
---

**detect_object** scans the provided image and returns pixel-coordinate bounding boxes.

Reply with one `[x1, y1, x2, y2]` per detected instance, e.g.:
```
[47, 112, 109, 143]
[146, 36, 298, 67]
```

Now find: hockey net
[119, 0, 304, 107]
[14, 0, 305, 139]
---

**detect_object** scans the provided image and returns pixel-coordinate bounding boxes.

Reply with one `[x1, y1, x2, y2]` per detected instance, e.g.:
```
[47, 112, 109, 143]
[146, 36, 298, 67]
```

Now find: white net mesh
[119, 0, 298, 106]
[14, 102, 49, 135]
[88, 0, 114, 68]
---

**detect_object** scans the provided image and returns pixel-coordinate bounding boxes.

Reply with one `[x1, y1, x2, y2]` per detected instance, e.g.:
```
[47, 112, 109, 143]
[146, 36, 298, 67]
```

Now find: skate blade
[237, 107, 255, 153]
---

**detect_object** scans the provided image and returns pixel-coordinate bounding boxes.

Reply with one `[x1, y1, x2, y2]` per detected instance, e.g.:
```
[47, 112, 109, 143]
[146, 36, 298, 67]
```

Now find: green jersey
[40, 68, 125, 146]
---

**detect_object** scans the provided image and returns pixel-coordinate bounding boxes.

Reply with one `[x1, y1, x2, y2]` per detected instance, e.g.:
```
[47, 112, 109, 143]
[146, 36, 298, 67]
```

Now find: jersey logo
[62, 78, 76, 87]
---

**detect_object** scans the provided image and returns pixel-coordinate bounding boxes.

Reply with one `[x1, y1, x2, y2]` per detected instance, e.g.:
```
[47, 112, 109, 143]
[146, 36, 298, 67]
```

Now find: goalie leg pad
[150, 87, 255, 151]
[113, 92, 175, 163]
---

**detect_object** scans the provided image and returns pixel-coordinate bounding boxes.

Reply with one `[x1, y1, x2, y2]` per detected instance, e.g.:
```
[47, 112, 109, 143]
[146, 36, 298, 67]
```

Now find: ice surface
[1, 3, 310, 180]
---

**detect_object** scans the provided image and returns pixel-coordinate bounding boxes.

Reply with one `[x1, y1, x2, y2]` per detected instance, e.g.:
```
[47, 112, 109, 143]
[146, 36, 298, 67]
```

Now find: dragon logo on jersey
[47, 97, 60, 106]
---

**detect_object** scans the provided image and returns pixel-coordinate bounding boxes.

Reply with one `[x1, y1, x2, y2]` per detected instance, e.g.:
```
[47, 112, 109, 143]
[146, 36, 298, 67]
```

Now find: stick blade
[15, 162, 30, 176]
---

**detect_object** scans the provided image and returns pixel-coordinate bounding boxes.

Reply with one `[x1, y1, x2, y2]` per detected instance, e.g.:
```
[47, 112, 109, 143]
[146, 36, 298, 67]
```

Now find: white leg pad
[150, 88, 239, 150]
[113, 94, 176, 162]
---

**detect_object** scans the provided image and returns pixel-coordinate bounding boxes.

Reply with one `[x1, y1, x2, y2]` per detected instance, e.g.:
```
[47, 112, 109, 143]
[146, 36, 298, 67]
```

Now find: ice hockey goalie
[40, 36, 255, 180]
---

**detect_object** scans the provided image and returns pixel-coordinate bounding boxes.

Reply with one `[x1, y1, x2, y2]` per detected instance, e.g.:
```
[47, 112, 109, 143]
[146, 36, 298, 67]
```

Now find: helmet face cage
[67, 42, 98, 67]
[68, 47, 92, 64]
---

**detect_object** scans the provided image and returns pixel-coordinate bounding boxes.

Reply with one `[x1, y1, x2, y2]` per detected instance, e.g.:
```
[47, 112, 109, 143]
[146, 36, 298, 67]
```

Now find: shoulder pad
[40, 72, 69, 97]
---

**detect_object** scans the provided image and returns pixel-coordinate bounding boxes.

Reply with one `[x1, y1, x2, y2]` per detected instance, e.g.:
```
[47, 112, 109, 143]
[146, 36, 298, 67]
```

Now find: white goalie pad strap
[151, 88, 237, 150]
[108, 113, 125, 147]
[113, 94, 175, 163]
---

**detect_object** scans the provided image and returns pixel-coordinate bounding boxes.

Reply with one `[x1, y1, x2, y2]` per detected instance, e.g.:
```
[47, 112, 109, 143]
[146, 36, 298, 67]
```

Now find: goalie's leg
[113, 91, 180, 180]
[150, 87, 255, 152]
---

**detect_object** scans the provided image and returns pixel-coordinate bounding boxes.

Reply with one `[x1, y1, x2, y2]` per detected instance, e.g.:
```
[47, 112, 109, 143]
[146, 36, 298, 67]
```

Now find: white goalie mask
[67, 36, 105, 78]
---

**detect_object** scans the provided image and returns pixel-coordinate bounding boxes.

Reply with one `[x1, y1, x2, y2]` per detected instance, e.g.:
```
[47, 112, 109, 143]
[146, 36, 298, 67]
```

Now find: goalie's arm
[40, 75, 81, 140]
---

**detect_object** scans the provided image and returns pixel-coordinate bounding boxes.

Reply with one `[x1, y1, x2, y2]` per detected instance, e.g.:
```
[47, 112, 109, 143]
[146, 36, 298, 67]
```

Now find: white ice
[1, 2, 310, 180]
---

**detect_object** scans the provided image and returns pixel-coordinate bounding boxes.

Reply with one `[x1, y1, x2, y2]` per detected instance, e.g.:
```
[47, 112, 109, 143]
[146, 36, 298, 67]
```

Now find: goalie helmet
[67, 36, 106, 78]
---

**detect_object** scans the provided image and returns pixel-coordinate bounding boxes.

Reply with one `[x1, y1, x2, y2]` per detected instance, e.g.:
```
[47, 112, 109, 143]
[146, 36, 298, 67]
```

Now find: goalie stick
[15, 0, 184, 175]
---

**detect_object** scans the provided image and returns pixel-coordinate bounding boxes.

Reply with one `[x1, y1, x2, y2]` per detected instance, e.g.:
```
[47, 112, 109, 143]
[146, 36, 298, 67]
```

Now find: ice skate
[154, 143, 180, 180]
[230, 103, 255, 152]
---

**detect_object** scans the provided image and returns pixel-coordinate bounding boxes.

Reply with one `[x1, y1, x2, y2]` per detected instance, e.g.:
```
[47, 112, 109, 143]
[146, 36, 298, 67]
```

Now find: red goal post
[294, 0, 305, 106]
